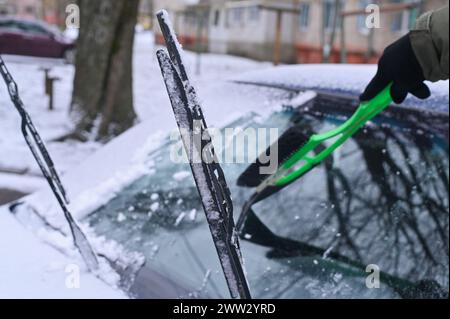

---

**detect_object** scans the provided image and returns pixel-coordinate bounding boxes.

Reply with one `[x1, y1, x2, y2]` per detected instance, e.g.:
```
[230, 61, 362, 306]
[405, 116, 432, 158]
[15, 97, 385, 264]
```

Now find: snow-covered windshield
[87, 92, 448, 299]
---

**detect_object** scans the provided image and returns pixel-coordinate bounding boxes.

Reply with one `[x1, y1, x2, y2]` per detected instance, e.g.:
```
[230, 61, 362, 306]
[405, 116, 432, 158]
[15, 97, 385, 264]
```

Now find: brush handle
[275, 85, 393, 186]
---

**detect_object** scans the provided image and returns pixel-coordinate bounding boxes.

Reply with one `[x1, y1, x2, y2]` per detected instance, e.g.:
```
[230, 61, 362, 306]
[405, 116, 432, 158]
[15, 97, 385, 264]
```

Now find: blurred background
[1, 0, 448, 64]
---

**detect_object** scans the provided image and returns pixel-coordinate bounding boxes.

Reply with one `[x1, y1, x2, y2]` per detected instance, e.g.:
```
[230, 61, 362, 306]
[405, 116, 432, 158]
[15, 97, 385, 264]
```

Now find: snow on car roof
[234, 64, 449, 113]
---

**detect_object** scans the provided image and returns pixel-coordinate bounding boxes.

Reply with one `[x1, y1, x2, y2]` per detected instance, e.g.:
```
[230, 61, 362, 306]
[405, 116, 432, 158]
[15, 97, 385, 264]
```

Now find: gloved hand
[360, 33, 431, 104]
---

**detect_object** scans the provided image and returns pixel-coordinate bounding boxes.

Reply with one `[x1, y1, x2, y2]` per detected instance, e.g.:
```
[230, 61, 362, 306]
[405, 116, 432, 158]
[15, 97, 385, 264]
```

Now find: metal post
[366, 27, 375, 62]
[340, 15, 346, 63]
[196, 10, 203, 75]
[274, 10, 282, 66]
[42, 68, 59, 111]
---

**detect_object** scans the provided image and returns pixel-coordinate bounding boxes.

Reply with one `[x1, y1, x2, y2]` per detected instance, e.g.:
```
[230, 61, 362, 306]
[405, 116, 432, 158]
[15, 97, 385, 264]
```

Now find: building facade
[294, 0, 449, 63]
[0, 0, 42, 20]
[154, 0, 448, 64]
[0, 0, 73, 28]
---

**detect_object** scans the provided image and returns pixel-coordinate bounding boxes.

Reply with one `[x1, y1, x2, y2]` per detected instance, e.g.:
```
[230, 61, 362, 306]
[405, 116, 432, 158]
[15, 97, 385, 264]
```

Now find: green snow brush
[271, 84, 393, 188]
[236, 84, 394, 231]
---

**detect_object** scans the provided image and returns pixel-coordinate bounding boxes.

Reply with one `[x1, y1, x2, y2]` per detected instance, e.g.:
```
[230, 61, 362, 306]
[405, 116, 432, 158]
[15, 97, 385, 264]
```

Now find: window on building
[407, 7, 419, 29]
[231, 7, 244, 26]
[248, 6, 260, 22]
[390, 0, 414, 32]
[323, 0, 341, 31]
[213, 9, 220, 26]
[299, 2, 310, 30]
[184, 12, 196, 27]
[357, 0, 371, 34]
[0, 3, 16, 15]
[24, 5, 34, 14]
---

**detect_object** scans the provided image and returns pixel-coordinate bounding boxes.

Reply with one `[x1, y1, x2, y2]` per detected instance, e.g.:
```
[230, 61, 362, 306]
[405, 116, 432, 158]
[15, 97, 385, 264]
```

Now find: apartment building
[295, 0, 449, 63]
[0, 0, 42, 19]
[155, 0, 448, 64]
[0, 0, 73, 28]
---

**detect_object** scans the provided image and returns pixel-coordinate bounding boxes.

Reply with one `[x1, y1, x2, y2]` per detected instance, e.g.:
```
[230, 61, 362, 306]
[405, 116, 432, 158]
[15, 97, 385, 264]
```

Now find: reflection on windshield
[87, 94, 448, 299]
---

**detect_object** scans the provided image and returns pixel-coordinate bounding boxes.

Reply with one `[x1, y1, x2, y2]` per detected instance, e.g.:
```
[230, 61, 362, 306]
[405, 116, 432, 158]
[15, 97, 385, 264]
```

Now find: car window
[0, 21, 22, 33]
[17, 22, 51, 37]
[86, 93, 448, 299]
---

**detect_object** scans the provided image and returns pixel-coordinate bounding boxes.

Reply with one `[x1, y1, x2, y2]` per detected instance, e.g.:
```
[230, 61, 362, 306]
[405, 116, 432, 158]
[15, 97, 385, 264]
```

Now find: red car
[0, 18, 75, 63]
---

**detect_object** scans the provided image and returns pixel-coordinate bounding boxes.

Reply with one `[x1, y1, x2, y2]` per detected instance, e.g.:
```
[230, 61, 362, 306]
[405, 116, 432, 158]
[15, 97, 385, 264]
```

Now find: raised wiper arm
[156, 10, 251, 299]
[0, 56, 98, 271]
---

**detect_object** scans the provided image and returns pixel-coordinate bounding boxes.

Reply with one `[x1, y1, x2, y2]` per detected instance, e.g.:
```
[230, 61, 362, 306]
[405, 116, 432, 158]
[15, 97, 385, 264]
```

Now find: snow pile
[0, 211, 126, 299]
[0, 173, 45, 193]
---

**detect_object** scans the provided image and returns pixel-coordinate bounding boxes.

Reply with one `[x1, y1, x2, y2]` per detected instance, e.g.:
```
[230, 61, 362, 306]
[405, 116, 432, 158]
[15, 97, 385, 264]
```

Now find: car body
[4, 65, 449, 299]
[0, 18, 75, 62]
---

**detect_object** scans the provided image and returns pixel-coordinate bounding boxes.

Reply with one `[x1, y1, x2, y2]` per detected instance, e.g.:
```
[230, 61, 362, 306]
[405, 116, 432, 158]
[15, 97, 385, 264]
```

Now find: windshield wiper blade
[156, 10, 251, 299]
[0, 56, 98, 271]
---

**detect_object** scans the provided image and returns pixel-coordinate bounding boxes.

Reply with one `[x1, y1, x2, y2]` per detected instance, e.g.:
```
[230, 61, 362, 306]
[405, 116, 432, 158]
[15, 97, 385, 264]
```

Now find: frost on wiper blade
[0, 55, 99, 271]
[156, 10, 251, 300]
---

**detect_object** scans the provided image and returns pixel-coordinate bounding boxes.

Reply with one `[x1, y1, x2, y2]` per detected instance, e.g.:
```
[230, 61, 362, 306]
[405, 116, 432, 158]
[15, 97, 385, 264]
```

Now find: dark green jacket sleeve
[410, 5, 449, 82]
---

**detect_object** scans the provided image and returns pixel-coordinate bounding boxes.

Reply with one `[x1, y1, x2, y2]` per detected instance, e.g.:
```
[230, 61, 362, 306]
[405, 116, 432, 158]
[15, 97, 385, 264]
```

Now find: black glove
[360, 33, 431, 104]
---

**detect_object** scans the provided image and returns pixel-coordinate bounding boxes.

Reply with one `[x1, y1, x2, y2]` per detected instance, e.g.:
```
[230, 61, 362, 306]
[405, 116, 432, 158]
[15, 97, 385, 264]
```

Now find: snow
[150, 193, 159, 201]
[0, 172, 45, 193]
[150, 202, 160, 212]
[235, 64, 449, 112]
[189, 209, 197, 221]
[173, 170, 191, 181]
[174, 212, 186, 227]
[0, 211, 125, 299]
[117, 212, 127, 223]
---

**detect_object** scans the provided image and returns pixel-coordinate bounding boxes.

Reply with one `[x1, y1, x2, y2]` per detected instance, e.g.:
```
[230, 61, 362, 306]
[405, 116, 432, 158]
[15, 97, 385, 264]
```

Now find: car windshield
[87, 91, 449, 299]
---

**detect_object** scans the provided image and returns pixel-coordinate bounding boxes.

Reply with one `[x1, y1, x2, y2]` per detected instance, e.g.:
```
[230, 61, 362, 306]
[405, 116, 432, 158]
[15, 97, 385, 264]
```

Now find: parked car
[0, 18, 75, 63]
[4, 65, 449, 299]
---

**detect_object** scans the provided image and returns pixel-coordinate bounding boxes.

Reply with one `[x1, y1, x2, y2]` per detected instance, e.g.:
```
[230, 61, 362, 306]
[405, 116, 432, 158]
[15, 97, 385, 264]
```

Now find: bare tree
[70, 0, 139, 141]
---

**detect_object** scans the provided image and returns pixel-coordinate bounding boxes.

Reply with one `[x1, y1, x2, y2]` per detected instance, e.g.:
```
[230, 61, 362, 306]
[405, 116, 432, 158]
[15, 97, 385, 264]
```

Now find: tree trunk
[70, 0, 139, 141]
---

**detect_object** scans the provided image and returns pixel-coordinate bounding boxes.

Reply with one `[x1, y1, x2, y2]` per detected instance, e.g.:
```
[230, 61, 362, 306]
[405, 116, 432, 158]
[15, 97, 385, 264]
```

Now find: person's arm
[410, 6, 449, 82]
[361, 5, 449, 104]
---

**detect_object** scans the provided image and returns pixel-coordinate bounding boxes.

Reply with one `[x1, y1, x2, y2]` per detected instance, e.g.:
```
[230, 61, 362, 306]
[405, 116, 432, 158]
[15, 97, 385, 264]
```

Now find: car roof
[0, 17, 58, 34]
[234, 64, 449, 113]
